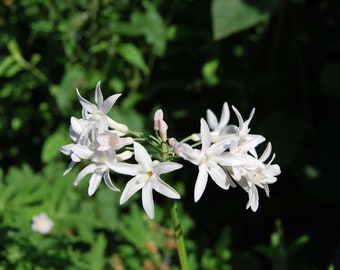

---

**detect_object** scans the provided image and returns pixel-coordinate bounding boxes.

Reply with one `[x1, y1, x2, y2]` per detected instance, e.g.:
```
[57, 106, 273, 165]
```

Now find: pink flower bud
[154, 109, 168, 142]
[154, 109, 164, 130]
[158, 119, 168, 142]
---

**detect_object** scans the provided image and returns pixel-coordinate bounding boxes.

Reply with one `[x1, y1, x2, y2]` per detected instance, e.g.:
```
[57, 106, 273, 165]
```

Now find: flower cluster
[61, 82, 280, 218]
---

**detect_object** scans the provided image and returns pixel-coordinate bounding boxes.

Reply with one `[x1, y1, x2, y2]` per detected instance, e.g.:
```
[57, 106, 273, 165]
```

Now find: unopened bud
[154, 109, 168, 142]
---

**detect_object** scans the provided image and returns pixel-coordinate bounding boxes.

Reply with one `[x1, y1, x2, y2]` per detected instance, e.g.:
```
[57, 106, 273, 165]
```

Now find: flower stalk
[171, 202, 189, 270]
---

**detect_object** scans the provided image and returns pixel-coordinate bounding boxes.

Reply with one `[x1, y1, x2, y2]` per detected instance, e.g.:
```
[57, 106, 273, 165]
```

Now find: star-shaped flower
[71, 146, 121, 195]
[170, 119, 248, 202]
[76, 81, 129, 134]
[206, 102, 237, 142]
[108, 142, 182, 219]
[235, 142, 281, 211]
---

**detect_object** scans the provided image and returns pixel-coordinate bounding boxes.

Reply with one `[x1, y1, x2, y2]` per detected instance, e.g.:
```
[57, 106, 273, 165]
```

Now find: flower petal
[154, 162, 183, 175]
[239, 136, 266, 153]
[218, 102, 231, 128]
[60, 144, 74, 155]
[103, 170, 120, 191]
[213, 153, 249, 166]
[108, 162, 139, 176]
[76, 89, 98, 114]
[74, 164, 97, 186]
[152, 176, 180, 199]
[102, 94, 121, 114]
[88, 170, 103, 196]
[70, 116, 84, 134]
[208, 165, 229, 190]
[94, 81, 104, 108]
[63, 161, 77, 175]
[133, 142, 152, 171]
[71, 145, 94, 159]
[142, 182, 155, 219]
[208, 139, 231, 155]
[246, 184, 259, 211]
[259, 142, 272, 162]
[120, 176, 144, 204]
[200, 118, 211, 152]
[194, 165, 209, 202]
[243, 108, 255, 130]
[231, 106, 244, 128]
[207, 109, 218, 129]
[116, 150, 133, 161]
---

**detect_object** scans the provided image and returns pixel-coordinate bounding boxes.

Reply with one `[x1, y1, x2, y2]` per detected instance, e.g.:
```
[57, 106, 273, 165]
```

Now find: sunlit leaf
[202, 59, 219, 86]
[41, 132, 69, 163]
[131, 2, 167, 56]
[117, 43, 149, 75]
[211, 0, 281, 40]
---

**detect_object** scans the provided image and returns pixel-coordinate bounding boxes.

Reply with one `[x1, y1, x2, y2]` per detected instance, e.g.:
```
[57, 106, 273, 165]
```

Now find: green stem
[171, 202, 189, 270]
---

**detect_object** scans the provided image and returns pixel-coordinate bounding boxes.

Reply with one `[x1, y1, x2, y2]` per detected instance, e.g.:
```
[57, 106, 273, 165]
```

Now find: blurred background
[1, 0, 339, 269]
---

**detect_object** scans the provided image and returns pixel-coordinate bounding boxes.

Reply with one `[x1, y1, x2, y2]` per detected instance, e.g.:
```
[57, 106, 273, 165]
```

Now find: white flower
[223, 136, 266, 181]
[232, 142, 281, 211]
[70, 146, 121, 196]
[108, 142, 182, 219]
[32, 212, 54, 235]
[96, 130, 133, 151]
[171, 119, 248, 202]
[68, 116, 95, 145]
[206, 102, 237, 142]
[231, 106, 261, 157]
[76, 81, 129, 134]
[60, 117, 98, 175]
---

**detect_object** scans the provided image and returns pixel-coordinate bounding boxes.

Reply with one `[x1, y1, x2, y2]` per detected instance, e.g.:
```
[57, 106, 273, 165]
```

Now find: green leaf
[89, 41, 110, 54]
[211, 0, 280, 40]
[117, 43, 149, 75]
[109, 77, 125, 93]
[109, 107, 145, 132]
[202, 59, 219, 86]
[131, 2, 167, 56]
[55, 67, 86, 112]
[0, 56, 17, 76]
[88, 233, 107, 270]
[41, 132, 69, 163]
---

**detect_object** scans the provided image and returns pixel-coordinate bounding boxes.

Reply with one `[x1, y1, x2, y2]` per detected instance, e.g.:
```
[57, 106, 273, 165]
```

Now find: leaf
[0, 56, 17, 76]
[202, 59, 219, 86]
[89, 41, 110, 54]
[55, 67, 86, 112]
[41, 132, 69, 163]
[131, 2, 167, 56]
[108, 107, 145, 132]
[211, 0, 281, 40]
[88, 233, 107, 270]
[117, 43, 149, 75]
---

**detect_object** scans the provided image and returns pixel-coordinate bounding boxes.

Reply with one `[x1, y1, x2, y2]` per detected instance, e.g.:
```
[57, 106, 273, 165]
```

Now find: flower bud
[154, 109, 168, 142]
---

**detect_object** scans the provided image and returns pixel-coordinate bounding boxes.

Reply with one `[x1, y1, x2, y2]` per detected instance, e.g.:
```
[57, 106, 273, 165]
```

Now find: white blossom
[32, 212, 54, 235]
[170, 119, 248, 202]
[233, 142, 281, 211]
[76, 81, 129, 134]
[61, 81, 281, 216]
[206, 102, 237, 142]
[108, 142, 182, 219]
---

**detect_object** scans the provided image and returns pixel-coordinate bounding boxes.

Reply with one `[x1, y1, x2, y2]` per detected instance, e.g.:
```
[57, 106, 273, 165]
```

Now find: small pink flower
[32, 212, 54, 235]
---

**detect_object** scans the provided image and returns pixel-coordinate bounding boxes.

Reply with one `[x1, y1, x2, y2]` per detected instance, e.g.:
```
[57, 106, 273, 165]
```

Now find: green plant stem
[171, 202, 189, 270]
